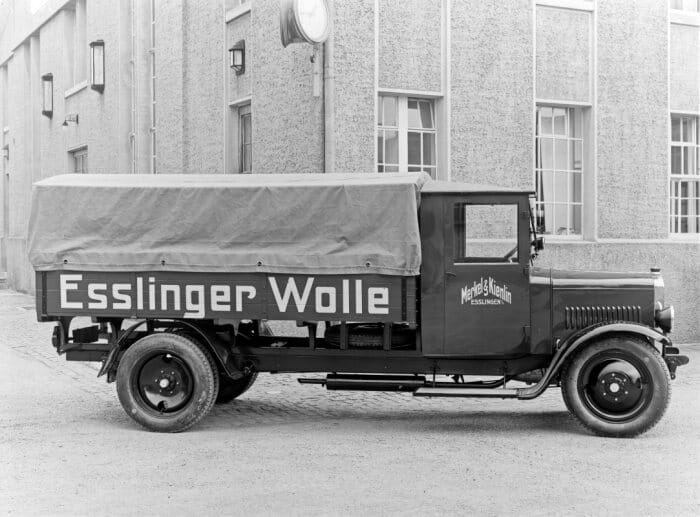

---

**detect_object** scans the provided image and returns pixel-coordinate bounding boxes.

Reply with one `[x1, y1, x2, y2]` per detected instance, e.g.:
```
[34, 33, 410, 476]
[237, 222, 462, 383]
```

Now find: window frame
[670, 113, 700, 236]
[534, 104, 585, 238]
[71, 146, 88, 174]
[238, 103, 252, 174]
[670, 0, 700, 13]
[453, 201, 522, 265]
[377, 94, 437, 178]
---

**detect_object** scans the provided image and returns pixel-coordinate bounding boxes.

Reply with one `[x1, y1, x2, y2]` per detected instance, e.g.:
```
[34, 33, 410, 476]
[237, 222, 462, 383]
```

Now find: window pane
[385, 165, 399, 172]
[688, 146, 696, 174]
[541, 170, 554, 203]
[423, 132, 435, 166]
[571, 172, 582, 203]
[539, 107, 552, 135]
[383, 96, 397, 126]
[408, 166, 422, 172]
[552, 108, 567, 135]
[672, 116, 681, 141]
[683, 146, 694, 174]
[407, 132, 420, 165]
[407, 100, 420, 128]
[385, 129, 398, 164]
[455, 203, 519, 262]
[571, 204, 582, 234]
[419, 101, 434, 129]
[554, 172, 568, 203]
[555, 139, 568, 170]
[555, 204, 569, 235]
[672, 146, 682, 174]
[377, 134, 383, 164]
[572, 141, 583, 170]
[571, 109, 582, 138]
[540, 138, 553, 169]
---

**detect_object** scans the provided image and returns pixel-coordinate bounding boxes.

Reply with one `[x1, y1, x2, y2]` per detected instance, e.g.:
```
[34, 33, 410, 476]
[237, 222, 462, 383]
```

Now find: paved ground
[1, 289, 699, 516]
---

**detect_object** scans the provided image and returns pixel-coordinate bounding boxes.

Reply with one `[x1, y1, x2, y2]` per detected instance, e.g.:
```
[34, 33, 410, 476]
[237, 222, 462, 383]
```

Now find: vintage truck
[28, 172, 688, 436]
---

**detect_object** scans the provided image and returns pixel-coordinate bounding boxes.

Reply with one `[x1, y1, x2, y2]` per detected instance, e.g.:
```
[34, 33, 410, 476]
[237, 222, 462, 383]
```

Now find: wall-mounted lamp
[62, 113, 79, 129]
[2, 145, 8, 160]
[89, 40, 105, 92]
[229, 40, 245, 75]
[41, 73, 53, 118]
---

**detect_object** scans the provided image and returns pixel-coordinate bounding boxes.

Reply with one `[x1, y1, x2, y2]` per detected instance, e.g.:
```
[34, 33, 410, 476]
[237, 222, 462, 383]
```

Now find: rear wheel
[116, 332, 219, 432]
[561, 337, 670, 438]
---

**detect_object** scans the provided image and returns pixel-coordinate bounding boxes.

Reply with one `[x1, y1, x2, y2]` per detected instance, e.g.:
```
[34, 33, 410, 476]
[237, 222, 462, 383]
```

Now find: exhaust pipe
[298, 374, 426, 392]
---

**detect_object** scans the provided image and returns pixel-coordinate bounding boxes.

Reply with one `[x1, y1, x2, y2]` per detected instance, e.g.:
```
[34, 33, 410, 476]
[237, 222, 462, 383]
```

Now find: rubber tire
[216, 371, 259, 404]
[560, 337, 671, 438]
[116, 332, 219, 433]
[324, 323, 414, 349]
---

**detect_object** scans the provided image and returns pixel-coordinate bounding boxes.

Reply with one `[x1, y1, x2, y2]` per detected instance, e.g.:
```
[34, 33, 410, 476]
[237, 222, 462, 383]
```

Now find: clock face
[295, 0, 330, 43]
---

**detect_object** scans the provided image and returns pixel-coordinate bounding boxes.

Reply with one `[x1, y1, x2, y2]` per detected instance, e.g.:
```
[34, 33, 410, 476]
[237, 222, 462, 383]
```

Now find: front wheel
[116, 332, 219, 432]
[561, 337, 671, 438]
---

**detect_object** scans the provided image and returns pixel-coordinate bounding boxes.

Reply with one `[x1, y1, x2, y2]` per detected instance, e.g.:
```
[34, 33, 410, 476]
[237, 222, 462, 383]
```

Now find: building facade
[0, 0, 699, 340]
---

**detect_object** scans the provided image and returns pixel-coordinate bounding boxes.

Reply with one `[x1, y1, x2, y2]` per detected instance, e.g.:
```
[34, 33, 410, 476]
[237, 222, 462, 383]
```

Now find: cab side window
[454, 203, 519, 263]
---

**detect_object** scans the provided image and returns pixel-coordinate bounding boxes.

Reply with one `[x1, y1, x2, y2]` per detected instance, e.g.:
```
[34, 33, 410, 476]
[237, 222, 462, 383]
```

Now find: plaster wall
[251, 0, 323, 174]
[326, 0, 375, 174]
[450, 0, 533, 189]
[157, 0, 185, 174]
[670, 23, 700, 113]
[596, 0, 668, 239]
[182, 0, 225, 174]
[378, 0, 441, 93]
[39, 14, 68, 181]
[536, 6, 590, 102]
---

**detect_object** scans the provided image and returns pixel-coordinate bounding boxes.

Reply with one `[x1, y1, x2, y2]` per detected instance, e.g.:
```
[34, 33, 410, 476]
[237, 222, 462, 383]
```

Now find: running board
[414, 387, 519, 398]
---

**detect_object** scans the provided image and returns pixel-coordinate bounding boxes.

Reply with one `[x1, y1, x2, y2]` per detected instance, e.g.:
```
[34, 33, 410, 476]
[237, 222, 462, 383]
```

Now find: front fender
[517, 322, 669, 400]
[561, 322, 670, 352]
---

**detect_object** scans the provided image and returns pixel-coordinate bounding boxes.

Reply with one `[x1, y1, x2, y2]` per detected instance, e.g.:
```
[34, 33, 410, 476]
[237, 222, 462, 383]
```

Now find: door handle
[445, 271, 457, 278]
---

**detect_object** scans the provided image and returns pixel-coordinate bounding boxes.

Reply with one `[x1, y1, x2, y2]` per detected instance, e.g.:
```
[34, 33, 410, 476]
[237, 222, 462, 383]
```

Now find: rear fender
[98, 319, 243, 383]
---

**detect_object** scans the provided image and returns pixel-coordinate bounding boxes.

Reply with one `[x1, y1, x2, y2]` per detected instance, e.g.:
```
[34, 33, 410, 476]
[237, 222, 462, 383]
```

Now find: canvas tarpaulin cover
[28, 172, 429, 276]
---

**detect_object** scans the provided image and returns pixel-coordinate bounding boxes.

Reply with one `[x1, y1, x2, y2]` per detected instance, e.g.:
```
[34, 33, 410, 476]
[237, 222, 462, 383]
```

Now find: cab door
[443, 195, 531, 356]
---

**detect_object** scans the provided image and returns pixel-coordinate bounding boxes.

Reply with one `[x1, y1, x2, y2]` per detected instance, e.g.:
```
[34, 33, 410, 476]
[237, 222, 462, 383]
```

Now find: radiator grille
[565, 305, 642, 329]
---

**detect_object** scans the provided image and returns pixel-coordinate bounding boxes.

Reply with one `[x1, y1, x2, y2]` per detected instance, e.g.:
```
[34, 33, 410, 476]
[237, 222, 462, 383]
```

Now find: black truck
[28, 172, 688, 435]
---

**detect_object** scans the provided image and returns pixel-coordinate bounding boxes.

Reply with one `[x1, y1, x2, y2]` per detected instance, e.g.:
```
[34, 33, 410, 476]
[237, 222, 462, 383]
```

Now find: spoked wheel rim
[578, 351, 653, 423]
[135, 352, 194, 413]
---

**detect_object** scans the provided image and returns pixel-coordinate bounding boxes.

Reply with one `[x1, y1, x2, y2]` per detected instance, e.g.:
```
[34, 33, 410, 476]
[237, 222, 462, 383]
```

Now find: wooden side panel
[42, 271, 417, 323]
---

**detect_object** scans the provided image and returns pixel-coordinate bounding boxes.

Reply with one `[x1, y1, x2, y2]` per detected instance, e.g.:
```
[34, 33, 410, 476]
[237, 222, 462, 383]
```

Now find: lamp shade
[229, 40, 245, 75]
[90, 40, 105, 92]
[41, 73, 53, 118]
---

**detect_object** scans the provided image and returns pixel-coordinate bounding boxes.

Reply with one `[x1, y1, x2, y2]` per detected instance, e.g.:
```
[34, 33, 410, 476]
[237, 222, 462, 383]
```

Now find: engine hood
[549, 269, 657, 290]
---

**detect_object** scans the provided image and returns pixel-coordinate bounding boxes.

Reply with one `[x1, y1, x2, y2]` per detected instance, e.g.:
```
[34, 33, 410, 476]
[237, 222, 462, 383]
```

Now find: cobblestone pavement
[1, 289, 699, 516]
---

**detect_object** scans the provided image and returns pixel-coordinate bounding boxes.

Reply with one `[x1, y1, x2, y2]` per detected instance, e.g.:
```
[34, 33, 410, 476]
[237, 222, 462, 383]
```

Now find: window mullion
[398, 96, 408, 173]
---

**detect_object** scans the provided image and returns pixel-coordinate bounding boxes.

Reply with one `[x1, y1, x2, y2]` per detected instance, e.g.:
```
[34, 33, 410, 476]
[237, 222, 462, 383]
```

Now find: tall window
[239, 104, 252, 173]
[671, 0, 699, 12]
[535, 106, 583, 236]
[72, 147, 88, 174]
[671, 114, 700, 234]
[377, 95, 436, 177]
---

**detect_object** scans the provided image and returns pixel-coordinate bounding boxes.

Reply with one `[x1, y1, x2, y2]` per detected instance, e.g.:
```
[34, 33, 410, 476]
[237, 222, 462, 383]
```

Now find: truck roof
[422, 180, 535, 195]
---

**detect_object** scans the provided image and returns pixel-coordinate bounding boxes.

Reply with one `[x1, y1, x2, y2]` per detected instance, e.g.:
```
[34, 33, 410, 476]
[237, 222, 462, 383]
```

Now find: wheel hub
[137, 353, 193, 413]
[582, 357, 650, 422]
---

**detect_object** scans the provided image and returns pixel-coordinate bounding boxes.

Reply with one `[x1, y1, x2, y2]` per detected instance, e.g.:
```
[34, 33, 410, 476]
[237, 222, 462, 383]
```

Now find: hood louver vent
[565, 305, 642, 329]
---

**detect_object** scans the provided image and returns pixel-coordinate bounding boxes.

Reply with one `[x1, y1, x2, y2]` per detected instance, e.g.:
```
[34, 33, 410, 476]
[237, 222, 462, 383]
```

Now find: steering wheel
[503, 245, 518, 262]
